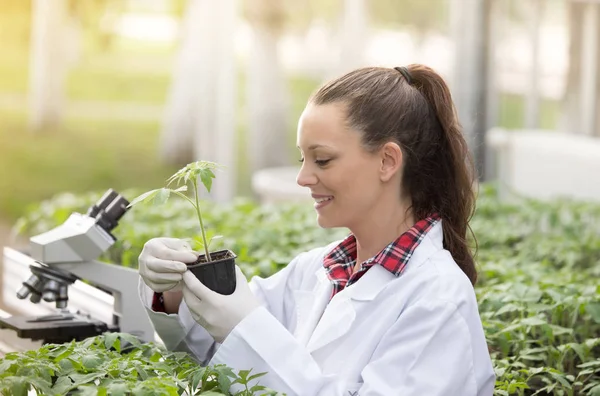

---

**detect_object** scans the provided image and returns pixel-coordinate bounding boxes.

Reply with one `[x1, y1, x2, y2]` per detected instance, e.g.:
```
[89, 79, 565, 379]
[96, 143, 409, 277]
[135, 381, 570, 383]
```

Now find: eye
[315, 159, 331, 167]
[298, 157, 304, 163]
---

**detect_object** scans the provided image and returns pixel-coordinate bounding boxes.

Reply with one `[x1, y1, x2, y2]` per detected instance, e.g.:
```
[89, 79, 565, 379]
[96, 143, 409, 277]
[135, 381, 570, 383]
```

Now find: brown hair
[309, 65, 478, 285]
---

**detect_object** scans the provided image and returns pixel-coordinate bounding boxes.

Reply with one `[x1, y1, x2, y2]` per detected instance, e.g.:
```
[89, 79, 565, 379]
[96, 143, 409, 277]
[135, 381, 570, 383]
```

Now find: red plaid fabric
[323, 214, 441, 299]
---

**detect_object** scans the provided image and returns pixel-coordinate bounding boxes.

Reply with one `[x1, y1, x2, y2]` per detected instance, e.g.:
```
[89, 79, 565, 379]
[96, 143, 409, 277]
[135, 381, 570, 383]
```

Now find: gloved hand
[181, 266, 261, 343]
[138, 237, 198, 293]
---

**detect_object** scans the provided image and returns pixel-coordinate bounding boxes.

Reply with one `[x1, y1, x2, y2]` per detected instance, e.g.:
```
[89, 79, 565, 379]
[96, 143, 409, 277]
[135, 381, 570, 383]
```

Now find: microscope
[0, 189, 155, 344]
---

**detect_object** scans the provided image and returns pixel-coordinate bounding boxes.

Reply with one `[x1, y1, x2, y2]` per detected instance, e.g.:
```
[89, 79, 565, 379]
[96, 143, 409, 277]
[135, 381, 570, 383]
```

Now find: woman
[138, 64, 496, 395]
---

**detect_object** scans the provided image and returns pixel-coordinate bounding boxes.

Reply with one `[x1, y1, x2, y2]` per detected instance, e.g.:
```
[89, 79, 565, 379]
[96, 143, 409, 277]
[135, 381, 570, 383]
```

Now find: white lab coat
[139, 221, 496, 395]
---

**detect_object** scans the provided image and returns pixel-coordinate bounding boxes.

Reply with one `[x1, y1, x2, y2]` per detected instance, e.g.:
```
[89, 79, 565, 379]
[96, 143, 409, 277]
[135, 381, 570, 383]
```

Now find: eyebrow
[296, 144, 333, 150]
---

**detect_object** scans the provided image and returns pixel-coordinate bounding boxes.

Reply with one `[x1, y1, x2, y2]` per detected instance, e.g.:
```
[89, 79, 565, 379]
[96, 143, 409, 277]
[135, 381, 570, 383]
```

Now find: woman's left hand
[181, 266, 261, 343]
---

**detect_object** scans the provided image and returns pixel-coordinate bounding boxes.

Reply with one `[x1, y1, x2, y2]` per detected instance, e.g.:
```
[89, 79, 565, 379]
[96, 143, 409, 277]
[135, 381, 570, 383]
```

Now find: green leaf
[69, 372, 106, 387]
[199, 168, 215, 193]
[1, 376, 30, 396]
[126, 188, 163, 208]
[51, 376, 74, 394]
[0, 360, 15, 375]
[586, 303, 600, 323]
[247, 371, 268, 383]
[520, 316, 547, 326]
[82, 354, 103, 370]
[104, 333, 119, 352]
[106, 381, 130, 396]
[76, 385, 100, 396]
[153, 188, 171, 205]
[589, 384, 600, 396]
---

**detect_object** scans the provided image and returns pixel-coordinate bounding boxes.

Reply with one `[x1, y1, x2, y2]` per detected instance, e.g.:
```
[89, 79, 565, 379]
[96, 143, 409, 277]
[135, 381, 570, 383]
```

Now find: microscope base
[0, 311, 116, 345]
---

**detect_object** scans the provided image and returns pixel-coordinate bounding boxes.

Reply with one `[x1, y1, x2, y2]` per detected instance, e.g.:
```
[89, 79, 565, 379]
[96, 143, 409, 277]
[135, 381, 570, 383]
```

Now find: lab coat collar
[302, 221, 445, 354]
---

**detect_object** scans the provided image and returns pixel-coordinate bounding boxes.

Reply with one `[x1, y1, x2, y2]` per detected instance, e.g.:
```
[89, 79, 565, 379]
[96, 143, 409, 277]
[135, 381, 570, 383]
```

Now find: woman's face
[296, 102, 386, 229]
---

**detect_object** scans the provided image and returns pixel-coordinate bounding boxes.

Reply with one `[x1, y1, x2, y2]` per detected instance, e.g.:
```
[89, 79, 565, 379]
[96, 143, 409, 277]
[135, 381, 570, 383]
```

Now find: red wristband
[152, 292, 166, 313]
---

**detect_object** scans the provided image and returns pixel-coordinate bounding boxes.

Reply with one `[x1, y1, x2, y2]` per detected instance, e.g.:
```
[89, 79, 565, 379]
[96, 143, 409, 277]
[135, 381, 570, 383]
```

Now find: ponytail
[310, 65, 479, 285]
[408, 64, 478, 285]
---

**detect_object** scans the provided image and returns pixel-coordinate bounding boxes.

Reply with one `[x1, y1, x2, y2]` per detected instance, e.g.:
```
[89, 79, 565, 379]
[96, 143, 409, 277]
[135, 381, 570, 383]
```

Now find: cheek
[334, 162, 380, 203]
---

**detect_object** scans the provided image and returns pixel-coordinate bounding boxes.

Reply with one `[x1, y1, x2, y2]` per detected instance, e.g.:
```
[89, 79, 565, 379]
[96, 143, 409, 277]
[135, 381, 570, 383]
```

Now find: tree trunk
[28, 0, 68, 132]
[450, 0, 492, 180]
[192, 0, 237, 202]
[560, 0, 600, 137]
[335, 0, 368, 75]
[245, 0, 290, 173]
[158, 0, 204, 166]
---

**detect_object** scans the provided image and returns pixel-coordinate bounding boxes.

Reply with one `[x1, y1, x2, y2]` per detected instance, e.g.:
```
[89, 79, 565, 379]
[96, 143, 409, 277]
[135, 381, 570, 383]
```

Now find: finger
[146, 257, 188, 273]
[147, 271, 182, 284]
[158, 237, 194, 252]
[156, 245, 198, 264]
[182, 271, 215, 299]
[181, 283, 203, 311]
[152, 282, 181, 293]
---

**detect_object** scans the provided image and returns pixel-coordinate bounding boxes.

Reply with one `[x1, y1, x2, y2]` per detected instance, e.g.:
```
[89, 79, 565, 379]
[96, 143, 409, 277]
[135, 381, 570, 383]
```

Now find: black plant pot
[186, 249, 237, 295]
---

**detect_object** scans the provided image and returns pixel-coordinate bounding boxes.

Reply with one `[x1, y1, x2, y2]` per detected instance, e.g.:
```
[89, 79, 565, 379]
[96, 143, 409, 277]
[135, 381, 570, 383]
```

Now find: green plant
[11, 184, 600, 394]
[126, 160, 224, 262]
[0, 333, 284, 396]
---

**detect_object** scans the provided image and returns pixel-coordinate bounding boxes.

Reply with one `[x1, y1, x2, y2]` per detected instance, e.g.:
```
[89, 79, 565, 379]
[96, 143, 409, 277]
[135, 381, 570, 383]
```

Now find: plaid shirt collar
[323, 213, 441, 298]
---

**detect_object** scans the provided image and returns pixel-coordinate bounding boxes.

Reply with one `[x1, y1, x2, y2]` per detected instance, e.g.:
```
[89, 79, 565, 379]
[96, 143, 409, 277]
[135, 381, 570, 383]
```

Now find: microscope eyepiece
[87, 189, 119, 218]
[105, 195, 130, 224]
[92, 191, 130, 234]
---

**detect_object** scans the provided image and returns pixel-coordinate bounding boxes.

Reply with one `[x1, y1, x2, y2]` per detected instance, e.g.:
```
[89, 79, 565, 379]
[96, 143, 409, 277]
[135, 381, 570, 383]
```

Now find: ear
[379, 142, 403, 182]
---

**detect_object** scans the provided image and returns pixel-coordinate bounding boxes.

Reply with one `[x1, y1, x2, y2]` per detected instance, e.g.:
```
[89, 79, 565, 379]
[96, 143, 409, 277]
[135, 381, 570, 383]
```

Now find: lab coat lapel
[295, 267, 333, 346]
[306, 265, 395, 353]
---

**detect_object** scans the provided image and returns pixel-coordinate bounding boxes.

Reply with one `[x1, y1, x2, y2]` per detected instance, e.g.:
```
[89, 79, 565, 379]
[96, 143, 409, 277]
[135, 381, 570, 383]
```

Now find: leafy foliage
[126, 160, 225, 261]
[10, 183, 600, 395]
[0, 333, 283, 396]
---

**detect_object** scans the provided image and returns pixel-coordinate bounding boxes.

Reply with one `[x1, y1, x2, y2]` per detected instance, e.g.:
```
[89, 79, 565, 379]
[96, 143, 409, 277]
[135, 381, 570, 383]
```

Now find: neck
[351, 193, 415, 267]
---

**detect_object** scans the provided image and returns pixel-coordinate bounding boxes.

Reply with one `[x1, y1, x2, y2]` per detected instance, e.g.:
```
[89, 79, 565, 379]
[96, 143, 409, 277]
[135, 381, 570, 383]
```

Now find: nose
[296, 163, 318, 187]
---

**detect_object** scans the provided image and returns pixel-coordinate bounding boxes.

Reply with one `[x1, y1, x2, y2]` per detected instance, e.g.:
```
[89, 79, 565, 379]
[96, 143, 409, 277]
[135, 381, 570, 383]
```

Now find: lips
[312, 194, 334, 203]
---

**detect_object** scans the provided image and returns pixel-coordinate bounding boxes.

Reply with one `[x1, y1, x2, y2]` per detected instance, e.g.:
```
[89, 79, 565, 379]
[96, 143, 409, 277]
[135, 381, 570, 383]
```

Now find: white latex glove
[138, 237, 198, 293]
[181, 266, 261, 343]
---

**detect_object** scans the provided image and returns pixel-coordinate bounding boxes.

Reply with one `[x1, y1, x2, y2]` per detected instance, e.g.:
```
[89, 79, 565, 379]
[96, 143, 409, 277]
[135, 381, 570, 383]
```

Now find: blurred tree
[159, 0, 237, 202]
[370, 0, 448, 32]
[67, 0, 125, 54]
[159, 0, 205, 166]
[244, 0, 291, 173]
[335, 0, 369, 75]
[28, 0, 69, 132]
[560, 0, 600, 137]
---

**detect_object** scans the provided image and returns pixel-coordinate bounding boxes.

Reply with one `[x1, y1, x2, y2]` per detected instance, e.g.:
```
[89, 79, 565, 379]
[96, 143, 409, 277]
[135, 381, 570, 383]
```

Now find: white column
[450, 0, 492, 180]
[28, 0, 68, 132]
[580, 1, 600, 136]
[336, 0, 368, 75]
[246, 0, 290, 174]
[525, 0, 543, 129]
[158, 0, 205, 165]
[193, 0, 238, 202]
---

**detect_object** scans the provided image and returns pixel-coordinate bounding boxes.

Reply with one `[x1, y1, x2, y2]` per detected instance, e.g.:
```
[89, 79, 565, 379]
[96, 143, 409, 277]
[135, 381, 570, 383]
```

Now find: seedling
[127, 160, 237, 294]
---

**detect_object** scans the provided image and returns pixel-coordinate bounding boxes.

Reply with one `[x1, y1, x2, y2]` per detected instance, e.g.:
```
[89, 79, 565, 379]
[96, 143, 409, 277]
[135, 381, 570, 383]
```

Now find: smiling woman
[137, 64, 495, 396]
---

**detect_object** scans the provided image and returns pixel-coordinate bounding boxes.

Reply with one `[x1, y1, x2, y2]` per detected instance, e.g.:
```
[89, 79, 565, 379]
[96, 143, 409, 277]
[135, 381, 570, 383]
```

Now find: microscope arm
[55, 261, 155, 343]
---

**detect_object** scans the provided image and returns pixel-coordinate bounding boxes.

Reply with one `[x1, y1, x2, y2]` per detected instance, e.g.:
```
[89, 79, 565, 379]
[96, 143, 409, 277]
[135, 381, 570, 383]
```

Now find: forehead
[297, 102, 356, 148]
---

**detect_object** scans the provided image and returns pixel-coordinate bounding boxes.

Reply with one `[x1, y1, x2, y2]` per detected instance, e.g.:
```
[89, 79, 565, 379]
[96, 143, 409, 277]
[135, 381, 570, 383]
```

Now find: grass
[0, 111, 181, 221]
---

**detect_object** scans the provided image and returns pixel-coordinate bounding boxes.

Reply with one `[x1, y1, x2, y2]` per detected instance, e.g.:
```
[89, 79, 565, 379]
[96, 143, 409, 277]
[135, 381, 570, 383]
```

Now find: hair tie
[394, 66, 413, 85]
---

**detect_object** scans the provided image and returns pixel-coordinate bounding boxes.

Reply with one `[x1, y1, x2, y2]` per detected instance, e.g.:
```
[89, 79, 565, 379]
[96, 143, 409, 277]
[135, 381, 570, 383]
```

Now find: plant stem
[192, 178, 211, 261]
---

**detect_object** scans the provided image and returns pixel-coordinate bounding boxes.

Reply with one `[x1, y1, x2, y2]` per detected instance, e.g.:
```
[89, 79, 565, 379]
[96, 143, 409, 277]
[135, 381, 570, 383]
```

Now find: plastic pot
[186, 249, 237, 295]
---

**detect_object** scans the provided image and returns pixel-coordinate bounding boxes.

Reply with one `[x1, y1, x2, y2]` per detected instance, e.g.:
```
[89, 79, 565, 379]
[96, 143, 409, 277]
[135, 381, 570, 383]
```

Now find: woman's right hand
[138, 237, 198, 293]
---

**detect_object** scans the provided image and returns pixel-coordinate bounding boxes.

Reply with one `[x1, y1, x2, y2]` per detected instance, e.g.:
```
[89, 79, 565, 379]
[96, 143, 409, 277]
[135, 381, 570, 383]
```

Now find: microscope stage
[0, 312, 113, 344]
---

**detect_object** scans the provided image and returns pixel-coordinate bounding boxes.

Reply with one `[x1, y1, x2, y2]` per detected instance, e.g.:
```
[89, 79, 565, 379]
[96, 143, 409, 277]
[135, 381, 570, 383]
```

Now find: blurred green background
[0, 0, 562, 223]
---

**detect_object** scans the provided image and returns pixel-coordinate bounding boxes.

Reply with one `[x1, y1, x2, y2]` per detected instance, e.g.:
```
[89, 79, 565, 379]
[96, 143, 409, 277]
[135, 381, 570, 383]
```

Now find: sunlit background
[1, 1, 600, 390]
[1, 0, 599, 229]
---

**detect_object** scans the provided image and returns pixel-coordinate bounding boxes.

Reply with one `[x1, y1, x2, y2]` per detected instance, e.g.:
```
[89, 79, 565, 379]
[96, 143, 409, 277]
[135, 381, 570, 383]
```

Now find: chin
[316, 214, 342, 229]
